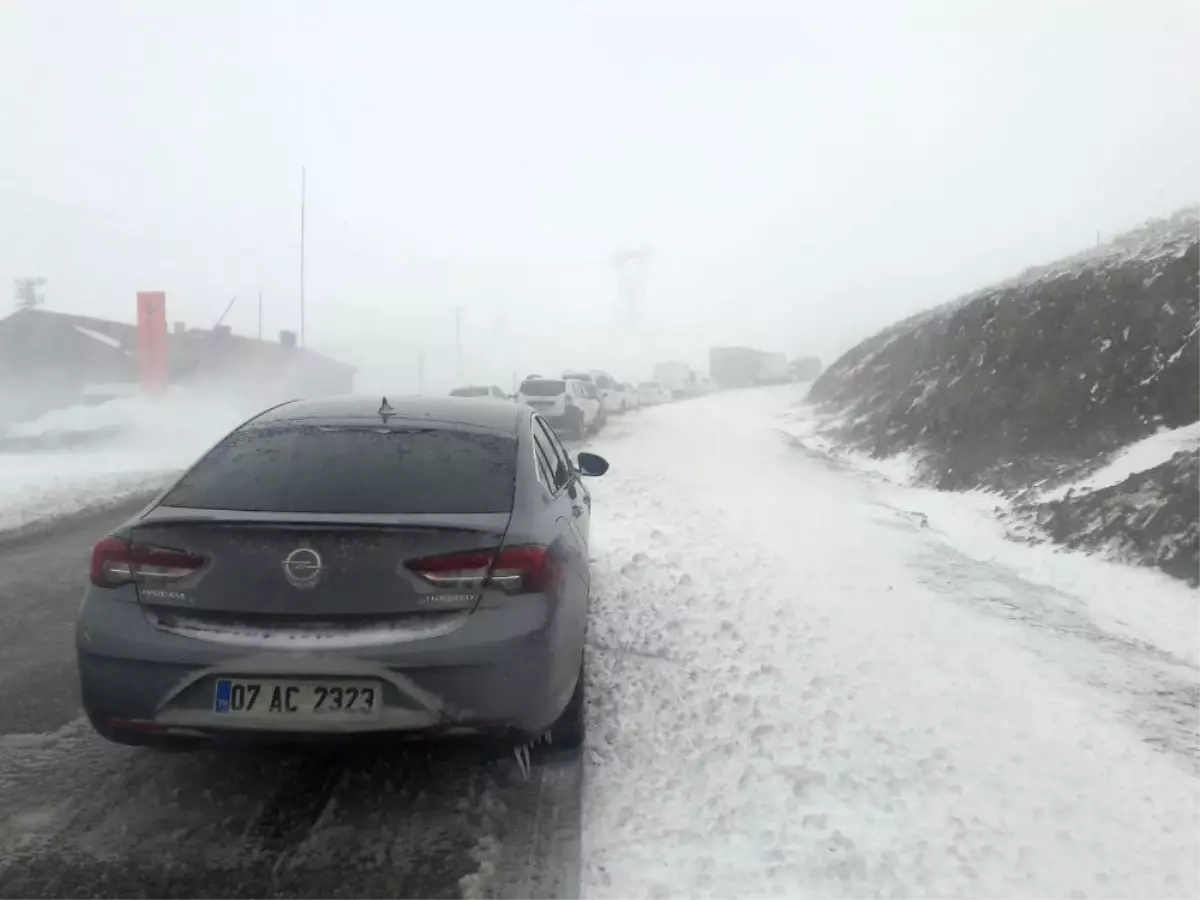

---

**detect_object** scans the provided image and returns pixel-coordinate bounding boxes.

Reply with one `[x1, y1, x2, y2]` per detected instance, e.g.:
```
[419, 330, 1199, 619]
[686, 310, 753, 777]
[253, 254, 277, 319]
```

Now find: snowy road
[0, 386, 1196, 898]
[581, 388, 1198, 899]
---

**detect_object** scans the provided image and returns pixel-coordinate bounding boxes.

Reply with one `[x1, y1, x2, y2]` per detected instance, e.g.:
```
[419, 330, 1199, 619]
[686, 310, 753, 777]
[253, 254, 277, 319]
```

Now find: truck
[709, 346, 791, 389]
[709, 346, 759, 389]
[653, 360, 693, 398]
[757, 352, 789, 384]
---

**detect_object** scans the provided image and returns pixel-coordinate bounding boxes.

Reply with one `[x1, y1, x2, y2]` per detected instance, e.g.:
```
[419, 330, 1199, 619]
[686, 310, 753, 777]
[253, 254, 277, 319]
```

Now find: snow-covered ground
[581, 387, 1198, 899]
[1037, 421, 1200, 502]
[0, 391, 246, 532]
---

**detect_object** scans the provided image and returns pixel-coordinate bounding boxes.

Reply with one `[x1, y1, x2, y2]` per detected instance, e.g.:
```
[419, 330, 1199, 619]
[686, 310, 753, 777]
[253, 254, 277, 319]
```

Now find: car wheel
[546, 657, 586, 752]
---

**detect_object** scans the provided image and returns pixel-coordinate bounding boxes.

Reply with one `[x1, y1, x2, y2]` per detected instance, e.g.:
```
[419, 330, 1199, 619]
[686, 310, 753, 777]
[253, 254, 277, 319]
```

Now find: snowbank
[1012, 449, 1199, 585]
[1038, 421, 1199, 502]
[0, 455, 171, 533]
[0, 389, 246, 533]
[4, 386, 242, 443]
[778, 410, 925, 487]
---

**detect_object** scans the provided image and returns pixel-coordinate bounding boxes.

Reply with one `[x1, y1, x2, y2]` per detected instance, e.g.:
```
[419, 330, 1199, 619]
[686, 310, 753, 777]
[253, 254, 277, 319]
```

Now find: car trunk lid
[128, 510, 513, 623]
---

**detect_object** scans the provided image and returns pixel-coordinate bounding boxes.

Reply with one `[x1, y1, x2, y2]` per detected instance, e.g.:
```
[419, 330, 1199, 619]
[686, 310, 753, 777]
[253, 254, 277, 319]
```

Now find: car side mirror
[577, 451, 609, 477]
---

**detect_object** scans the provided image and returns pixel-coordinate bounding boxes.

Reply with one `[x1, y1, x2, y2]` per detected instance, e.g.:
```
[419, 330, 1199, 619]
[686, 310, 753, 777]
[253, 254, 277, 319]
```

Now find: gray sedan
[76, 395, 608, 752]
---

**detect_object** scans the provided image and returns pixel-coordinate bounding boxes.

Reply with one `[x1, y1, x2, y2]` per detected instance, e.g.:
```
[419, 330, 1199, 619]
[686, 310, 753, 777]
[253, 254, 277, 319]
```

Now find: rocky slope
[810, 207, 1199, 582]
[1006, 450, 1198, 583]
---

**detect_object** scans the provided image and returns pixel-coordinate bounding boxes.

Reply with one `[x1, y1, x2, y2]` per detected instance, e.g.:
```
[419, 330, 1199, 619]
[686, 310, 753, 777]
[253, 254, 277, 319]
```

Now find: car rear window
[450, 386, 490, 397]
[161, 425, 517, 514]
[520, 379, 566, 397]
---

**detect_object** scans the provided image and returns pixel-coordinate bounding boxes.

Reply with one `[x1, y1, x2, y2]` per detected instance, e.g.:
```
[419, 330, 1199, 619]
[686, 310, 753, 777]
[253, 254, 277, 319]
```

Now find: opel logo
[283, 547, 323, 588]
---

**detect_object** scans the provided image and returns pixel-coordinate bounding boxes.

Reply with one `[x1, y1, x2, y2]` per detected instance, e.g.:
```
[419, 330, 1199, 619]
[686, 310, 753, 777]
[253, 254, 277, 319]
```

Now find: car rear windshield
[450, 386, 490, 397]
[520, 379, 566, 397]
[161, 425, 517, 514]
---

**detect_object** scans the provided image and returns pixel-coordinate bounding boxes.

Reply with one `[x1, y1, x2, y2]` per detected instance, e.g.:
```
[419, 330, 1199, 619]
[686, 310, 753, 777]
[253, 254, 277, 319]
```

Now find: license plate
[213, 678, 381, 719]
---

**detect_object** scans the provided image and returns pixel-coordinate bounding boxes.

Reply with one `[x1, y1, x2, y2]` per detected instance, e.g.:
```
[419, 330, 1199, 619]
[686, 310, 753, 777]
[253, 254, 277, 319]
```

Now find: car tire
[546, 658, 586, 752]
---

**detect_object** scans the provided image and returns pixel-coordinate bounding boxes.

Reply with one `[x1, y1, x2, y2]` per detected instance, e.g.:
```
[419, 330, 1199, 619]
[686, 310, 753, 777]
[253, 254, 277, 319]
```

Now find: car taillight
[406, 548, 497, 590]
[406, 545, 551, 594]
[90, 537, 207, 588]
[488, 546, 551, 592]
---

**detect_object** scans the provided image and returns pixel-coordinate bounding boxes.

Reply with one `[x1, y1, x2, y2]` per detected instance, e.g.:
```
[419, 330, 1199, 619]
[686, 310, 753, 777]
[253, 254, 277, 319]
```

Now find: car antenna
[379, 396, 394, 423]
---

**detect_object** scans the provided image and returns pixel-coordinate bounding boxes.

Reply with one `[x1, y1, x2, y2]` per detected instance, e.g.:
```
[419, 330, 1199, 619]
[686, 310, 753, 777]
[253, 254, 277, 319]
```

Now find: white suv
[590, 370, 625, 415]
[449, 385, 510, 400]
[619, 382, 641, 410]
[517, 377, 600, 440]
[638, 380, 671, 405]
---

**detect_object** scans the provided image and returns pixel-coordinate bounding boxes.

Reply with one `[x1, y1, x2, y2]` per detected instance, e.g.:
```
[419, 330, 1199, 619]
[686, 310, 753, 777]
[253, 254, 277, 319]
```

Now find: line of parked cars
[451, 370, 676, 441]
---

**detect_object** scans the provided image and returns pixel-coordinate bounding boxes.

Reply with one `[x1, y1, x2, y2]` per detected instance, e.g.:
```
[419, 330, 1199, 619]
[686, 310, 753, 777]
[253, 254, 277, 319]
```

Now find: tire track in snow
[861, 495, 1200, 770]
[782, 420, 1200, 772]
[912, 538, 1200, 770]
[0, 727, 583, 899]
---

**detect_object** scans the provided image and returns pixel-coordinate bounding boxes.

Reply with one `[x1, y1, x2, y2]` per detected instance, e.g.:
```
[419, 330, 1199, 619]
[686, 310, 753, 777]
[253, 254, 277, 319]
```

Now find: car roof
[520, 378, 571, 391]
[251, 394, 523, 434]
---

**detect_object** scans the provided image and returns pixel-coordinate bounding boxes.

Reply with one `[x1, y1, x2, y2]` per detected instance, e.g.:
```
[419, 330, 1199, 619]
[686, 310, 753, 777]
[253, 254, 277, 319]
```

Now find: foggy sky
[2, 0, 1197, 393]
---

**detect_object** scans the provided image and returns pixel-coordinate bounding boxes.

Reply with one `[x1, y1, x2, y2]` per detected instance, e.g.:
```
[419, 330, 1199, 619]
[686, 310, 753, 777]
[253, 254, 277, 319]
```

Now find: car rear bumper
[76, 591, 581, 746]
[521, 402, 565, 418]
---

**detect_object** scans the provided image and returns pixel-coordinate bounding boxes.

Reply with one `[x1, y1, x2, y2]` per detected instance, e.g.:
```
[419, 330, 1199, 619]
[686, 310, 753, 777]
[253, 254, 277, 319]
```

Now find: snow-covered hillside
[808, 207, 1199, 582]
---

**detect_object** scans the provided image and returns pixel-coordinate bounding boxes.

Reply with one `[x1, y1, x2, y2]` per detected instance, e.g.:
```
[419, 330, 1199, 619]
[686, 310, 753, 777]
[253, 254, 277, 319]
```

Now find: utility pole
[454, 306, 463, 384]
[300, 166, 306, 348]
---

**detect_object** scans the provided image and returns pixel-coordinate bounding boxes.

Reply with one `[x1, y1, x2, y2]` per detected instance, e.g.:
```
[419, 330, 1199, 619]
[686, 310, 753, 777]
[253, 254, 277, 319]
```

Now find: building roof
[255, 395, 523, 433]
[0, 307, 354, 377]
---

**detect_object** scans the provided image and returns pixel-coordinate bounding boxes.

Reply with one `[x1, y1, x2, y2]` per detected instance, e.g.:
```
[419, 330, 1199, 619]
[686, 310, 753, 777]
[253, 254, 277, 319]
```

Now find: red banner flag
[136, 291, 169, 394]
